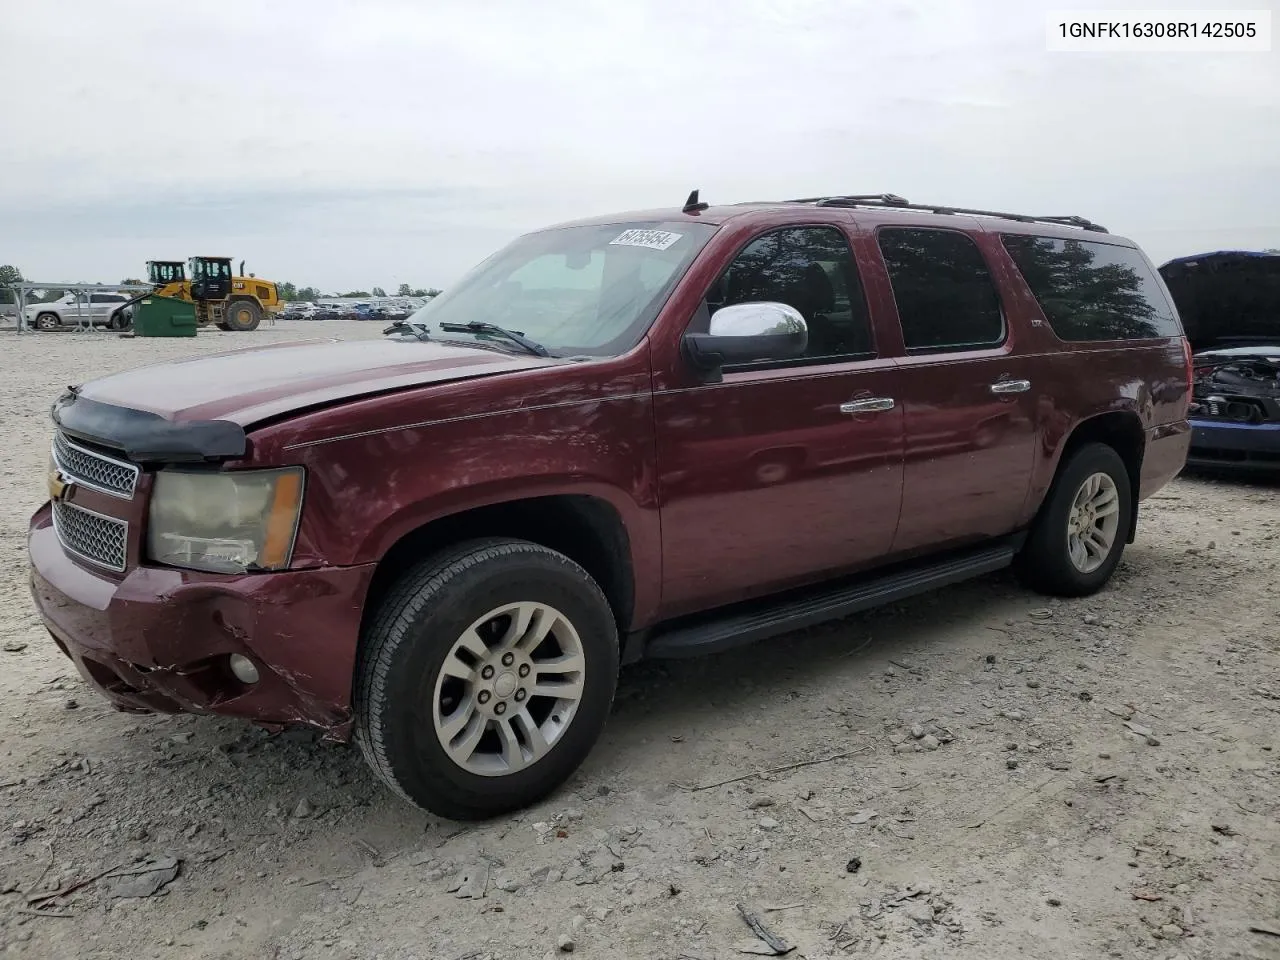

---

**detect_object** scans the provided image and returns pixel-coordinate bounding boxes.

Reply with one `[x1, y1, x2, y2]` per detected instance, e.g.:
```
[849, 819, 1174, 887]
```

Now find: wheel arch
[358, 493, 638, 641]
[1050, 411, 1146, 543]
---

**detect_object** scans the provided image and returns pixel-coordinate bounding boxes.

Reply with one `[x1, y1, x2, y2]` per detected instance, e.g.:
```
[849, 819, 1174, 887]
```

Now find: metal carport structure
[2, 282, 155, 333]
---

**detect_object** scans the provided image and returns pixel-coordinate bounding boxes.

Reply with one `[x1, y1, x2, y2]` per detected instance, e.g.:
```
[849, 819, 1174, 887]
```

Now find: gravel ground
[0, 322, 1277, 960]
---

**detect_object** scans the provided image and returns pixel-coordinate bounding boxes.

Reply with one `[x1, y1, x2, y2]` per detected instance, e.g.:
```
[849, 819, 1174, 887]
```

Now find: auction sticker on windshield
[609, 229, 683, 251]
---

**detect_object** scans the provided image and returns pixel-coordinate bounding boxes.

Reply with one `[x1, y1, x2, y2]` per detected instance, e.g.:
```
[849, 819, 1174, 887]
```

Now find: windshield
[406, 220, 716, 356]
[190, 259, 230, 279]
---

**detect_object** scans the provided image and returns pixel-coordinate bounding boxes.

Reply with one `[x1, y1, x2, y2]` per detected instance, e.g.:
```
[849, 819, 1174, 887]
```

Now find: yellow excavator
[144, 257, 283, 331]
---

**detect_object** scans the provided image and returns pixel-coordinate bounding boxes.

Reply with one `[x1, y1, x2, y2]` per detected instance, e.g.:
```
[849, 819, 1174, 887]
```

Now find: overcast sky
[3, 0, 1277, 292]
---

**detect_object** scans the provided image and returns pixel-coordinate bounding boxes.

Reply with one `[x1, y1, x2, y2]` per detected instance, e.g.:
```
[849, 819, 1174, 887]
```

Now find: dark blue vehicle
[1160, 251, 1280, 472]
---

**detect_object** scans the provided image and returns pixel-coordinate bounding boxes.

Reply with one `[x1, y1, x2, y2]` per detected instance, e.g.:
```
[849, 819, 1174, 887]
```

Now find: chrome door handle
[989, 379, 1031, 395]
[840, 397, 895, 414]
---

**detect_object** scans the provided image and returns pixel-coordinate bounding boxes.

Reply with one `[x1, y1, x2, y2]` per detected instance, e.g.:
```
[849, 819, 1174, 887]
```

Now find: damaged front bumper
[28, 503, 376, 738]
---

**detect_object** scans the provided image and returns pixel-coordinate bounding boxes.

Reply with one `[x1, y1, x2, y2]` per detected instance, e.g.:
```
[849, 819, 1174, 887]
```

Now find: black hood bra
[52, 390, 246, 464]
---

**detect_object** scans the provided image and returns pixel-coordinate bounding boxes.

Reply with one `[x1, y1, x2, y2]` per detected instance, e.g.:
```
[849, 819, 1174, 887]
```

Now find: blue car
[1186, 345, 1280, 470]
[1160, 251, 1280, 472]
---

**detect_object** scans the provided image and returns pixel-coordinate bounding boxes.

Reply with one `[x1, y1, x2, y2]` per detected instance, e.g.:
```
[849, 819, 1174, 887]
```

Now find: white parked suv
[25, 292, 134, 331]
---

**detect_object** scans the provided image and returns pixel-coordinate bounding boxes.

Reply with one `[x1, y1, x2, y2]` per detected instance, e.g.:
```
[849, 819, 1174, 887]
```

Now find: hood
[76, 337, 561, 427]
[1159, 250, 1280, 351]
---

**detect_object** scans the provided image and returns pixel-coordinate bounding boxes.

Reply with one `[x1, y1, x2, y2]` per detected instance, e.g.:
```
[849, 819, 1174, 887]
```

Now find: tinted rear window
[878, 228, 1005, 351]
[1001, 235, 1181, 341]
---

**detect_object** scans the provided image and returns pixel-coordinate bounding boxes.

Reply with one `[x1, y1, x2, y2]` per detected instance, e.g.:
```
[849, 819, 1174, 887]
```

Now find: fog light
[228, 654, 260, 685]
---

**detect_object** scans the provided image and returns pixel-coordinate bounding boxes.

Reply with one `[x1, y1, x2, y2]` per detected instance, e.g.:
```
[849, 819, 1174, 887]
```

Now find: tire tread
[1016, 442, 1133, 597]
[354, 538, 613, 813]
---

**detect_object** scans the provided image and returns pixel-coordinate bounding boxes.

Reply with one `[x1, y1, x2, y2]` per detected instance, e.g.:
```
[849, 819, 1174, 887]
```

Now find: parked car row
[281, 302, 330, 320]
[282, 298, 428, 322]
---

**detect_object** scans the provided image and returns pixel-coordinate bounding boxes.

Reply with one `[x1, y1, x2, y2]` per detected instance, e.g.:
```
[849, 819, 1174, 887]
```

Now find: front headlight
[147, 467, 305, 574]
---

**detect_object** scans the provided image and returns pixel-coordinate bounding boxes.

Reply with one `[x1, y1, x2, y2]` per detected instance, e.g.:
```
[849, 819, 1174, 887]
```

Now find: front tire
[34, 312, 60, 331]
[354, 539, 619, 820]
[1015, 442, 1133, 597]
[222, 299, 261, 331]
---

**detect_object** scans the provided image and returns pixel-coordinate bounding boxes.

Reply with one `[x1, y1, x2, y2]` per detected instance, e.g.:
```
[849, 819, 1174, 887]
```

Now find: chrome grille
[52, 500, 128, 572]
[53, 432, 139, 499]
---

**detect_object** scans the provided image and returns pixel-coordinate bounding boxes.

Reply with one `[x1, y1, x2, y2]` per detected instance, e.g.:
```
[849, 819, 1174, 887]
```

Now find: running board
[645, 542, 1018, 659]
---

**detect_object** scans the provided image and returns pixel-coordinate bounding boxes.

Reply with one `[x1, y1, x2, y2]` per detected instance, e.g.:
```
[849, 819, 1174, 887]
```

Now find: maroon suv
[29, 192, 1192, 819]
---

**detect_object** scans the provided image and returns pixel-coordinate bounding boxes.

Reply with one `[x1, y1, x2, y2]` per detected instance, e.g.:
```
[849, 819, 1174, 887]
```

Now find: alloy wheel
[1066, 471, 1121, 573]
[432, 601, 586, 777]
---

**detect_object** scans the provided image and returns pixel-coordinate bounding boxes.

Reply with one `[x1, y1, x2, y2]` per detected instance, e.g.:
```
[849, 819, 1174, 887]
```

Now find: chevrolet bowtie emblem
[48, 466, 70, 502]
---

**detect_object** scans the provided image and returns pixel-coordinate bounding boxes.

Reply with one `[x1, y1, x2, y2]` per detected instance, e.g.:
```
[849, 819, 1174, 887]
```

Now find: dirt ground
[0, 321, 1277, 960]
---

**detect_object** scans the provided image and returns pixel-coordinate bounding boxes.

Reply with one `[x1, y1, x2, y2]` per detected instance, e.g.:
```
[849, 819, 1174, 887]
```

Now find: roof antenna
[682, 189, 709, 214]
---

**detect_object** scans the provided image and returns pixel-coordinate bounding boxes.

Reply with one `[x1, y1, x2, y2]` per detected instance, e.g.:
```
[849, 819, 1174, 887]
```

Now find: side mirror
[682, 302, 808, 379]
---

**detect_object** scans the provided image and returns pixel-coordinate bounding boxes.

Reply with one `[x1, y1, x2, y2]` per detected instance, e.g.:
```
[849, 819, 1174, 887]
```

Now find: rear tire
[354, 539, 619, 820]
[222, 299, 261, 331]
[1015, 442, 1133, 597]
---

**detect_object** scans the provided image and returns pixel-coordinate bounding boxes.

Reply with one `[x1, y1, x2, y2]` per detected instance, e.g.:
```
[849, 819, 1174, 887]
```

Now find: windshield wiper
[383, 319, 431, 341]
[438, 321, 550, 357]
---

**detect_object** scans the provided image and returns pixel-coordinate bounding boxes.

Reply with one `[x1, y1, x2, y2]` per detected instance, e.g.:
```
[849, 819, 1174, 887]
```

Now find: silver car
[25, 292, 134, 331]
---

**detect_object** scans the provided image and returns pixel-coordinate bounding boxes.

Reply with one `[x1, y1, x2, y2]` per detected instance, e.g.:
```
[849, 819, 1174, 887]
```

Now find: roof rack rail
[783, 194, 1109, 233]
[787, 192, 912, 206]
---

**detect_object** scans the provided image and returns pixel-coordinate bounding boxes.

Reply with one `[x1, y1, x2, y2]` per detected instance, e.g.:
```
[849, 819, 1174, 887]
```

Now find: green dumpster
[131, 295, 197, 337]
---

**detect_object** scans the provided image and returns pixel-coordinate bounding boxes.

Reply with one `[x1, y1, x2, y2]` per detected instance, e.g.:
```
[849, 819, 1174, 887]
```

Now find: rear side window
[878, 228, 1004, 351]
[1001, 235, 1180, 341]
